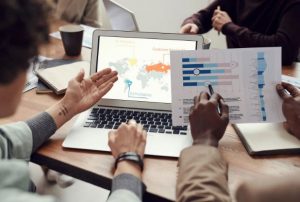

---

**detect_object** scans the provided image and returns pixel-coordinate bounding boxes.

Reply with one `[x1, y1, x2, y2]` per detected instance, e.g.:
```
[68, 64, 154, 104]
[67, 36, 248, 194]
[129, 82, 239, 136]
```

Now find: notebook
[36, 61, 90, 94]
[36, 59, 80, 94]
[63, 30, 204, 157]
[233, 123, 300, 155]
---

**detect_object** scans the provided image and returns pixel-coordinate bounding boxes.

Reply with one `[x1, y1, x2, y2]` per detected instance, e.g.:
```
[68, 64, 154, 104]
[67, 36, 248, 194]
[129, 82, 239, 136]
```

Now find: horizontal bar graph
[182, 57, 210, 62]
[183, 81, 233, 87]
[182, 63, 231, 68]
[182, 69, 232, 75]
[181, 57, 239, 88]
[183, 75, 239, 81]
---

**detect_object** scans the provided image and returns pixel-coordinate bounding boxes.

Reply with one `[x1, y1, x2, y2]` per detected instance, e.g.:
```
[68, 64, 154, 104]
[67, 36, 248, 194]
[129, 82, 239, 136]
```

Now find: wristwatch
[115, 152, 144, 171]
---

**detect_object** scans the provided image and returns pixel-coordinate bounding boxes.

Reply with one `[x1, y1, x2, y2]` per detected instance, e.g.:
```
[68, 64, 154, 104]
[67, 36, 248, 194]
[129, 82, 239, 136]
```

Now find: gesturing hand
[189, 92, 229, 147]
[211, 9, 232, 32]
[61, 68, 118, 117]
[276, 82, 300, 139]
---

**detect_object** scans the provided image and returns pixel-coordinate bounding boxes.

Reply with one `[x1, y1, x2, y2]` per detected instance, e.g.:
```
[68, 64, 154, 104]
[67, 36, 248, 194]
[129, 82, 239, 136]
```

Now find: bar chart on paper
[170, 48, 285, 126]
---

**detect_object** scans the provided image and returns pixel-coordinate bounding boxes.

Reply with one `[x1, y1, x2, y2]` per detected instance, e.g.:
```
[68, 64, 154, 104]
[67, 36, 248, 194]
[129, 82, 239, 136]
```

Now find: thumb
[75, 69, 85, 82]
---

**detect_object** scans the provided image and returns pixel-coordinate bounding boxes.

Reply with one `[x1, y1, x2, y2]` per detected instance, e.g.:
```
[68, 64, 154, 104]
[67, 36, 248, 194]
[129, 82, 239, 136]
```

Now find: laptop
[63, 30, 203, 157]
[103, 0, 139, 31]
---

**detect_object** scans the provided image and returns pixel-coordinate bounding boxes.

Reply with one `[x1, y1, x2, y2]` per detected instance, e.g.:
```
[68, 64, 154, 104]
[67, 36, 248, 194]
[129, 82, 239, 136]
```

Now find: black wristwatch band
[115, 152, 144, 171]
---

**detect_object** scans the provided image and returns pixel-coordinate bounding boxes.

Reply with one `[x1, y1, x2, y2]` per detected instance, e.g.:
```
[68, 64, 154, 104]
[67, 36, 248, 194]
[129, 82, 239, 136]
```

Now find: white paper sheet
[170, 48, 285, 126]
[282, 75, 300, 88]
[50, 24, 96, 49]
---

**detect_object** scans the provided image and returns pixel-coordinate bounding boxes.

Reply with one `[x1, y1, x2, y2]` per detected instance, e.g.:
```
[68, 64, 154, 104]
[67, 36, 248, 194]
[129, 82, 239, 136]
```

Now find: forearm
[182, 0, 219, 34]
[108, 161, 146, 202]
[176, 145, 230, 202]
[45, 99, 76, 130]
[26, 112, 57, 152]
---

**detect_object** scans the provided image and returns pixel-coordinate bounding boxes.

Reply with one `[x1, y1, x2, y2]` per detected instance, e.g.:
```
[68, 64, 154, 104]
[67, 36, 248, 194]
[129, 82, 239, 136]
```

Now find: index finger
[281, 82, 300, 97]
[91, 68, 112, 82]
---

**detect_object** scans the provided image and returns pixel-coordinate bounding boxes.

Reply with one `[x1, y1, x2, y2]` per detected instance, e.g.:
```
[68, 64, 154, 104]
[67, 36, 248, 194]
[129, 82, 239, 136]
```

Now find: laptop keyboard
[83, 106, 188, 135]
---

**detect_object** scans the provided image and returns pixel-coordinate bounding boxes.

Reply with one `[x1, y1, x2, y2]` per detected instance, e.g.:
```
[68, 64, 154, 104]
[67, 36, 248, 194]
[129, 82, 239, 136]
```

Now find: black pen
[208, 84, 221, 115]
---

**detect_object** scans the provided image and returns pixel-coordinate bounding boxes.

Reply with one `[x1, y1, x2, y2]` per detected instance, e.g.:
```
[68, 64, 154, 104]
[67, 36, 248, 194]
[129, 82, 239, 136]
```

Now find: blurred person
[54, 0, 101, 27]
[0, 1, 152, 202]
[180, 0, 300, 65]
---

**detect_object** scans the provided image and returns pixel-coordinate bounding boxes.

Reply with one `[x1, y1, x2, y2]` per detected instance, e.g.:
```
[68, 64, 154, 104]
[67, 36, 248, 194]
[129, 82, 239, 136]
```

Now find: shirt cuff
[26, 112, 57, 152]
[111, 173, 146, 200]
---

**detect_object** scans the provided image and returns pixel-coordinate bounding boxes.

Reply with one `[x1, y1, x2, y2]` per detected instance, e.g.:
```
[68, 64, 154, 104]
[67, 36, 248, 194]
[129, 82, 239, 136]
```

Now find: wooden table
[1, 23, 300, 201]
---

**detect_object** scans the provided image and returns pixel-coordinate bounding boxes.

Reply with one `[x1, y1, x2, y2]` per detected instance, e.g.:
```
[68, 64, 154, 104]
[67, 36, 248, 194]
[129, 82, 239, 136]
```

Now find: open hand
[189, 92, 229, 147]
[276, 82, 300, 139]
[62, 68, 118, 117]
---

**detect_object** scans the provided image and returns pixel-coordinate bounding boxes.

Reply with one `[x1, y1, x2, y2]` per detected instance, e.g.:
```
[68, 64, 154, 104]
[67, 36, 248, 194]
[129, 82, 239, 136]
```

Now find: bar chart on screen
[170, 48, 285, 126]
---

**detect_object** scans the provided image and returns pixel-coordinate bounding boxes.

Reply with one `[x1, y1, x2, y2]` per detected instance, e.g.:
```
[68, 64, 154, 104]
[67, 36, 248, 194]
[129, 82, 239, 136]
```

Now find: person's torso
[221, 0, 299, 47]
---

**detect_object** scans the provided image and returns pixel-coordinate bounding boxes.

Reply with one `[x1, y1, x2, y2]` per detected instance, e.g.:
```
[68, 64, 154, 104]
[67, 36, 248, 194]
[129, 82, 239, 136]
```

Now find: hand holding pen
[212, 5, 232, 35]
[189, 90, 229, 146]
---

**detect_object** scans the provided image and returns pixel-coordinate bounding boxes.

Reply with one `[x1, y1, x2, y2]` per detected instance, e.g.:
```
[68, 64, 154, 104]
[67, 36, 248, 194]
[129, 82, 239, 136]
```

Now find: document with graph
[170, 48, 285, 126]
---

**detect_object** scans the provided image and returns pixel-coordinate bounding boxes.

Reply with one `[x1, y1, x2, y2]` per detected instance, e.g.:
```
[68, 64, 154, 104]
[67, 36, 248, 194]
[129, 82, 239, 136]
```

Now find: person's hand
[62, 68, 118, 117]
[108, 120, 147, 178]
[180, 23, 199, 34]
[276, 82, 300, 139]
[109, 120, 147, 158]
[46, 68, 118, 128]
[211, 9, 232, 32]
[189, 92, 229, 147]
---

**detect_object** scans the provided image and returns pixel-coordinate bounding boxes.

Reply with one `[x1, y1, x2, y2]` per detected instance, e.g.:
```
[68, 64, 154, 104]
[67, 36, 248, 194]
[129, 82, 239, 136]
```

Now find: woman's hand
[47, 68, 118, 128]
[108, 120, 147, 178]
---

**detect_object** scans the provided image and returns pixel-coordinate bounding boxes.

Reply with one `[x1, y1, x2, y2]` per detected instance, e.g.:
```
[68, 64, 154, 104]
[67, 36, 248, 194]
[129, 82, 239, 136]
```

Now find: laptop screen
[96, 36, 197, 104]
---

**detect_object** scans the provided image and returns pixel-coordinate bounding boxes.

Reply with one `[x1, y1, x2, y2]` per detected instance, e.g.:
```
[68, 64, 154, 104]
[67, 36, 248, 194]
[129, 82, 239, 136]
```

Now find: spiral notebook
[234, 123, 300, 156]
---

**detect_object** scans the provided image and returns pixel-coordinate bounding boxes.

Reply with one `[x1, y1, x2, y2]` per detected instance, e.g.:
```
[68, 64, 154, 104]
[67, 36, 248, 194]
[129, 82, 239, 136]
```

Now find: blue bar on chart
[182, 57, 210, 63]
[183, 75, 239, 81]
[183, 81, 233, 87]
[182, 69, 229, 75]
[257, 52, 267, 121]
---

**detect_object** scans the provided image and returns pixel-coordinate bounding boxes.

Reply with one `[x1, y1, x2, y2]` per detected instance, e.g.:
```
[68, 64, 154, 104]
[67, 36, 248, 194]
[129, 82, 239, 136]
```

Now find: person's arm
[0, 160, 57, 202]
[82, 0, 101, 27]
[236, 174, 300, 202]
[107, 121, 147, 202]
[181, 0, 219, 34]
[219, 4, 300, 65]
[1, 68, 117, 160]
[177, 92, 231, 202]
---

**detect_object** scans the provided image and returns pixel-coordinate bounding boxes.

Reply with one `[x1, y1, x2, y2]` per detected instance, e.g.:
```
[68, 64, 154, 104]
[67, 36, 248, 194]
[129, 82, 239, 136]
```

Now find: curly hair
[0, 0, 50, 84]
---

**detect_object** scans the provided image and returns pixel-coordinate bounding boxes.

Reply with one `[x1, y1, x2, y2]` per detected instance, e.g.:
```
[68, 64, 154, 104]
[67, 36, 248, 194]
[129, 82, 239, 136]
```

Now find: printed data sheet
[171, 48, 285, 126]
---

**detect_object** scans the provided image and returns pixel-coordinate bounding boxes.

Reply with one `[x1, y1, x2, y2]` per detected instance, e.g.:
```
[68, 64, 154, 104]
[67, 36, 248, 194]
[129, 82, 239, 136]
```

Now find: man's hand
[180, 23, 199, 34]
[276, 82, 300, 139]
[47, 68, 118, 128]
[211, 9, 232, 32]
[108, 120, 147, 178]
[189, 92, 229, 147]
